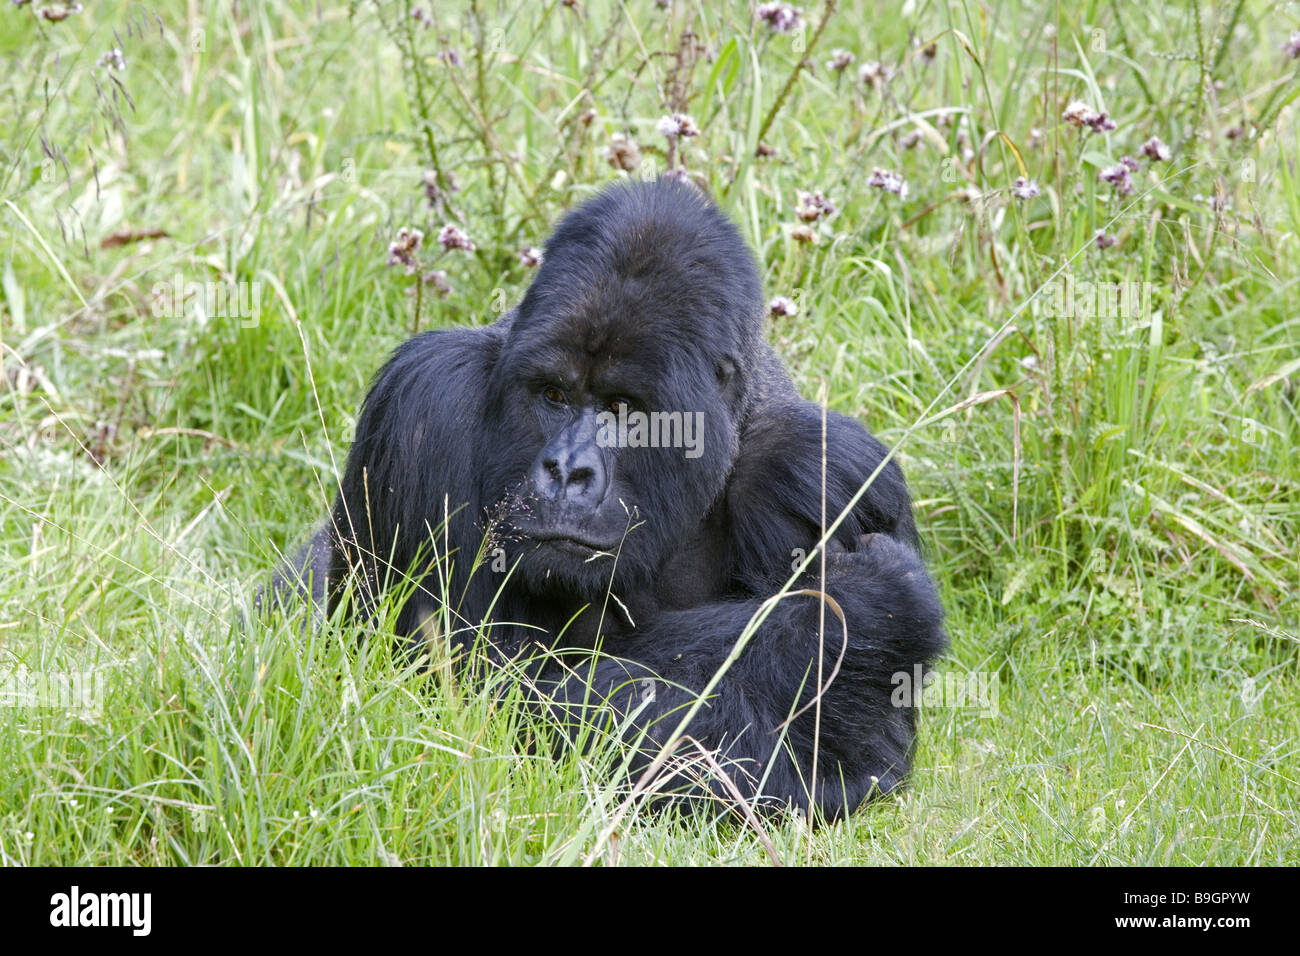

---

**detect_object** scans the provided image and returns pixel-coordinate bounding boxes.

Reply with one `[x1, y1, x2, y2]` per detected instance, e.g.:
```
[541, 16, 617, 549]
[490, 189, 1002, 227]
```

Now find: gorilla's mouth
[525, 529, 621, 554]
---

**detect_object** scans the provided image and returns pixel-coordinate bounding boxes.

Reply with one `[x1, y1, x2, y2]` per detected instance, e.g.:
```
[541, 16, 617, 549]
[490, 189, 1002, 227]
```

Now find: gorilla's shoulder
[350, 321, 509, 478]
[378, 318, 509, 383]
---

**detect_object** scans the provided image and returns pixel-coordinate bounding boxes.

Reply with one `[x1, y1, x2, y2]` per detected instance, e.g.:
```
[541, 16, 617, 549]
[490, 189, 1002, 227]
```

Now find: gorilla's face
[481, 183, 763, 599]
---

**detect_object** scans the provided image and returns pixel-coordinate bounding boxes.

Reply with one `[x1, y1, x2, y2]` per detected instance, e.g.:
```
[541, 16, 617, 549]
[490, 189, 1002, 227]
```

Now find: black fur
[269, 179, 946, 818]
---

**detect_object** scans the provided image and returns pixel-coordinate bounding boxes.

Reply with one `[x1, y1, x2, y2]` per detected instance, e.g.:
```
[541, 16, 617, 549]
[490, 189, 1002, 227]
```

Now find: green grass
[0, 0, 1296, 865]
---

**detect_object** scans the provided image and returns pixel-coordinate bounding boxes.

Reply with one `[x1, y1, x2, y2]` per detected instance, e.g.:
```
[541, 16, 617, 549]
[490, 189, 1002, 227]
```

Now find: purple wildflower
[757, 2, 803, 33]
[421, 270, 452, 297]
[662, 166, 694, 187]
[1063, 100, 1117, 134]
[858, 60, 893, 88]
[1099, 163, 1134, 196]
[656, 113, 700, 139]
[826, 49, 855, 72]
[1085, 111, 1118, 133]
[768, 296, 799, 318]
[437, 224, 475, 253]
[795, 190, 836, 222]
[1011, 177, 1040, 200]
[387, 227, 424, 273]
[866, 167, 909, 199]
[1141, 137, 1171, 162]
[1062, 101, 1092, 127]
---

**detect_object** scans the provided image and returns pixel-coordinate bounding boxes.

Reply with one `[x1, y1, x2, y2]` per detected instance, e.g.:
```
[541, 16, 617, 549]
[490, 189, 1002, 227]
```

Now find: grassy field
[0, 0, 1296, 865]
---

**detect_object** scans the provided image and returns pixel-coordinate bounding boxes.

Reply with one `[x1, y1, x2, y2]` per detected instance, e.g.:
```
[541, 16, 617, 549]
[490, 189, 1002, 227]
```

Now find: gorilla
[268, 179, 946, 820]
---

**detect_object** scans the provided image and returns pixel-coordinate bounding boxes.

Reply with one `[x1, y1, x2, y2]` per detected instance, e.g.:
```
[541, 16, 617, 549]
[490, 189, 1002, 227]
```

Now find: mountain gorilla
[268, 179, 946, 819]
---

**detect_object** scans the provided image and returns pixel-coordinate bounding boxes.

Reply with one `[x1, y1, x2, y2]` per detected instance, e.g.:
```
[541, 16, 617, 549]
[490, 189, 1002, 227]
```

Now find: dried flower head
[768, 296, 799, 318]
[795, 189, 836, 222]
[98, 48, 126, 70]
[662, 166, 694, 187]
[1011, 177, 1040, 200]
[1094, 229, 1117, 250]
[900, 129, 922, 150]
[790, 224, 818, 244]
[437, 224, 476, 253]
[1284, 31, 1300, 59]
[604, 133, 641, 171]
[1062, 101, 1092, 127]
[826, 49, 855, 72]
[438, 49, 462, 67]
[518, 247, 543, 268]
[1027, 127, 1045, 149]
[1063, 100, 1117, 133]
[421, 270, 452, 297]
[1141, 136, 1171, 162]
[656, 113, 700, 139]
[755, 141, 776, 158]
[387, 227, 424, 273]
[1099, 162, 1134, 196]
[757, 2, 803, 33]
[858, 60, 894, 88]
[39, 2, 82, 20]
[1085, 111, 1117, 133]
[1098, 164, 1132, 195]
[866, 167, 909, 199]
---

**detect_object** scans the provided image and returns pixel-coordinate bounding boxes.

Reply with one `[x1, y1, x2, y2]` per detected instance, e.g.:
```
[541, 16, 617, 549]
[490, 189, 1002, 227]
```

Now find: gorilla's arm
[265, 323, 506, 633]
[725, 396, 920, 584]
[543, 532, 945, 818]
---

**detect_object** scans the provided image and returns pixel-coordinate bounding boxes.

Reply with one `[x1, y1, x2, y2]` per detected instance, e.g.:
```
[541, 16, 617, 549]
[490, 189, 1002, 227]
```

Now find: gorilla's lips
[520, 527, 621, 555]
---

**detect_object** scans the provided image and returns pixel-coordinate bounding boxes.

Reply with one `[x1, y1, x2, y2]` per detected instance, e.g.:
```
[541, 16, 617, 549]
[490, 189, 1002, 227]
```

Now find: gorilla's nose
[531, 438, 609, 507]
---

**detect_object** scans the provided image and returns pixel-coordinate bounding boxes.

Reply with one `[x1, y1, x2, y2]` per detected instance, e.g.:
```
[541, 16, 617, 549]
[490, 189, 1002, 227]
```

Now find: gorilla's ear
[716, 355, 737, 389]
[716, 354, 745, 407]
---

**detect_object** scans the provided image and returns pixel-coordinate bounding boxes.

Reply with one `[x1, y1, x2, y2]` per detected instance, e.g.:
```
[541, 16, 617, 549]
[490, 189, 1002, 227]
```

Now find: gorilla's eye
[542, 385, 569, 406]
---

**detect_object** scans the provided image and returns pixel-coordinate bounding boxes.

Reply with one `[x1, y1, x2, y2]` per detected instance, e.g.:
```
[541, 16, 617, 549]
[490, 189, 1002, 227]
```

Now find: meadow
[0, 0, 1296, 865]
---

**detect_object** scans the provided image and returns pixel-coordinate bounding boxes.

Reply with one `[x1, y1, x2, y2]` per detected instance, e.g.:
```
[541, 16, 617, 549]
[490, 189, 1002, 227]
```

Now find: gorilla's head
[483, 180, 765, 598]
